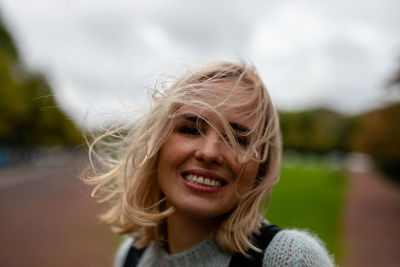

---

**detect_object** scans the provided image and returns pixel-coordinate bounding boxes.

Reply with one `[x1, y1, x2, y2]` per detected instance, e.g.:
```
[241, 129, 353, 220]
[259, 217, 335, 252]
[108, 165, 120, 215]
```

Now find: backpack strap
[228, 224, 282, 267]
[123, 244, 147, 267]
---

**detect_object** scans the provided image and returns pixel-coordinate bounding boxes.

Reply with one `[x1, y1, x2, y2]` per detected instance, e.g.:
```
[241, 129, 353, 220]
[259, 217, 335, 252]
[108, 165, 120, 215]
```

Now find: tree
[0, 16, 82, 147]
[279, 109, 357, 153]
[350, 102, 400, 180]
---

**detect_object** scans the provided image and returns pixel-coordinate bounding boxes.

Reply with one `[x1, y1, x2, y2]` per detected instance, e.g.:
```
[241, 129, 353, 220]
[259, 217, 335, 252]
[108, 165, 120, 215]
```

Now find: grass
[266, 153, 347, 260]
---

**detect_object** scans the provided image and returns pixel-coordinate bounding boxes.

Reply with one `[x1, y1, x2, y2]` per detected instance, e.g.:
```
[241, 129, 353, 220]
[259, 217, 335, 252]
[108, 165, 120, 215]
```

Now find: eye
[178, 125, 202, 135]
[235, 135, 249, 146]
[222, 133, 250, 147]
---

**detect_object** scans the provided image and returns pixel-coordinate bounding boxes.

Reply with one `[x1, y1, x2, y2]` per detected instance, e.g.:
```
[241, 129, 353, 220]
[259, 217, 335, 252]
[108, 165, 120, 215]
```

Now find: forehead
[177, 80, 256, 129]
[196, 80, 252, 104]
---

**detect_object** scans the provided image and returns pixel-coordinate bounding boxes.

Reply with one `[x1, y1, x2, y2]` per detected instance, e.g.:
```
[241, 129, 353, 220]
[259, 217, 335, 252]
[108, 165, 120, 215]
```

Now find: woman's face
[157, 81, 260, 219]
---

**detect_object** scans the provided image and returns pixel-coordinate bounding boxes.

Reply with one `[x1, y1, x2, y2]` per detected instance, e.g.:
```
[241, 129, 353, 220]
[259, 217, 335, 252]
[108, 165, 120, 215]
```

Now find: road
[0, 157, 119, 267]
[341, 171, 400, 267]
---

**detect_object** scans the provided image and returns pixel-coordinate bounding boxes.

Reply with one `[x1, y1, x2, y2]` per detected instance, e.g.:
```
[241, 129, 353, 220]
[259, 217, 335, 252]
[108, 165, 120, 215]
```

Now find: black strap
[123, 224, 281, 267]
[228, 224, 282, 267]
[123, 244, 147, 267]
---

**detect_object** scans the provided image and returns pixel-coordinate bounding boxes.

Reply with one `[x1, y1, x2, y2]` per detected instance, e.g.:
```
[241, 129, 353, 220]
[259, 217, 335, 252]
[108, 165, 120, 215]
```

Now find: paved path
[0, 158, 119, 267]
[341, 171, 400, 267]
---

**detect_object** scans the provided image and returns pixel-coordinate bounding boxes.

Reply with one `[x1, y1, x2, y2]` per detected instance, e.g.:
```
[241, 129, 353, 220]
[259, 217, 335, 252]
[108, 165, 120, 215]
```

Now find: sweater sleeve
[263, 230, 335, 267]
[114, 237, 134, 267]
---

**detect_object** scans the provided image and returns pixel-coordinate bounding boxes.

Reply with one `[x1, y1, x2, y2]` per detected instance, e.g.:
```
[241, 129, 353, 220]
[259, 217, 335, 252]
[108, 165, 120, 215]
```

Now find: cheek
[159, 135, 180, 164]
[157, 134, 189, 182]
[157, 139, 174, 186]
[236, 161, 260, 191]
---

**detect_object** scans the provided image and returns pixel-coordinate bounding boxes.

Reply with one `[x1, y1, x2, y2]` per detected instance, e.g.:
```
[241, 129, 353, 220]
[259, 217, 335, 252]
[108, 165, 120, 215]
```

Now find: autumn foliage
[350, 102, 400, 179]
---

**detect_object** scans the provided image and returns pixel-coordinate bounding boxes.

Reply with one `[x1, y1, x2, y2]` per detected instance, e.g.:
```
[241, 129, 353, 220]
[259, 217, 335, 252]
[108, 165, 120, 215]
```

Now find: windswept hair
[82, 61, 282, 256]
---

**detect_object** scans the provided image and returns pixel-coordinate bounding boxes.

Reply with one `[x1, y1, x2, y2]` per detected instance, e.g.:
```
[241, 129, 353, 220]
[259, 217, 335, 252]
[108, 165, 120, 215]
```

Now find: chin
[171, 200, 236, 220]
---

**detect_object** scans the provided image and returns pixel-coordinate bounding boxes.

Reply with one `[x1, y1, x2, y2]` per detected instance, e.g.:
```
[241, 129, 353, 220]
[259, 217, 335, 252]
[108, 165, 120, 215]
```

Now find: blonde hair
[82, 61, 282, 255]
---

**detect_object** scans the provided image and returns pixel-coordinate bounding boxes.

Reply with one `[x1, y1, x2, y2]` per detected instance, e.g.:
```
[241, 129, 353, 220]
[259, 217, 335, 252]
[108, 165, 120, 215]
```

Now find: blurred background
[0, 1, 399, 266]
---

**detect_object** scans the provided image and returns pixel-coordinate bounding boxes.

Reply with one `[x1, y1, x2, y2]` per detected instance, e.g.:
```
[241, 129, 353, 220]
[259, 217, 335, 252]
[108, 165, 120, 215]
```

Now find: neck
[166, 211, 220, 254]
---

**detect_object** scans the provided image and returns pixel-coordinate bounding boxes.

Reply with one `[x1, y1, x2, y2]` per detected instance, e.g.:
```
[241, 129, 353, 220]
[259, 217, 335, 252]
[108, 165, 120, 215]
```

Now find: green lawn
[266, 154, 347, 260]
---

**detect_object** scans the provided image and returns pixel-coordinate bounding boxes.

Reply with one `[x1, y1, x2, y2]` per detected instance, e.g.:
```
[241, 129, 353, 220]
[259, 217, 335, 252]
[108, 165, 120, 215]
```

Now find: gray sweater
[115, 229, 334, 267]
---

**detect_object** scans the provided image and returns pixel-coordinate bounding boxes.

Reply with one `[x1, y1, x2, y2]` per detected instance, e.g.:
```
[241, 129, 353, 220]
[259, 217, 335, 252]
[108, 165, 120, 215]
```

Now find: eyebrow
[180, 114, 206, 124]
[179, 114, 250, 133]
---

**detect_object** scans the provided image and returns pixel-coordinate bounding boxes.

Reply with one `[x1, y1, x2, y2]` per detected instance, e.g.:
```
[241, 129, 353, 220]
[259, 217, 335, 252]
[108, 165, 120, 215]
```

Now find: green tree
[279, 109, 357, 153]
[0, 16, 82, 147]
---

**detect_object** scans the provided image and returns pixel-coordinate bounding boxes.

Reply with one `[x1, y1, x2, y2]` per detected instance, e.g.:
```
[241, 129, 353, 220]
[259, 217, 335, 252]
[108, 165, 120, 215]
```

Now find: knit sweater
[115, 229, 334, 267]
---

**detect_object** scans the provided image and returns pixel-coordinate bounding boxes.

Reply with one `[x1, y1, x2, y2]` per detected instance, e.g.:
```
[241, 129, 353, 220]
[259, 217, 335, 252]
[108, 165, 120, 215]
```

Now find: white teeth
[184, 174, 222, 187]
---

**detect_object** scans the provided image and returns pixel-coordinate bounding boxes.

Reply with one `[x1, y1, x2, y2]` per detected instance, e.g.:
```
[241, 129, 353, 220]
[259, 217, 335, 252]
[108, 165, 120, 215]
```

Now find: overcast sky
[1, 0, 399, 128]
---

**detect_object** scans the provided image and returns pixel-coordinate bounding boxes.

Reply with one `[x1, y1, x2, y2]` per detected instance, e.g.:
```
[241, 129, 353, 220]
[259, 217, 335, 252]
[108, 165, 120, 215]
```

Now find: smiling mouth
[183, 174, 225, 187]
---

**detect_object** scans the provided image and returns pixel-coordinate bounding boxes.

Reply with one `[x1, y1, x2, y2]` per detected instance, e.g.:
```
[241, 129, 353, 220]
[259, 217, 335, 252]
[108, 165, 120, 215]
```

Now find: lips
[182, 170, 227, 189]
[184, 174, 223, 187]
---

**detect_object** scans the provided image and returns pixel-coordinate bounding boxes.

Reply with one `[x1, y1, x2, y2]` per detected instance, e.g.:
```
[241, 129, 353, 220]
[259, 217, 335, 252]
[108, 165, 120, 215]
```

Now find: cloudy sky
[1, 0, 399, 128]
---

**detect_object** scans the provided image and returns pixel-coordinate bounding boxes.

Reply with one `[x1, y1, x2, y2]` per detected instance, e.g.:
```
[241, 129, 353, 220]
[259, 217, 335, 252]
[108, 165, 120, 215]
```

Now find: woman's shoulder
[263, 229, 335, 267]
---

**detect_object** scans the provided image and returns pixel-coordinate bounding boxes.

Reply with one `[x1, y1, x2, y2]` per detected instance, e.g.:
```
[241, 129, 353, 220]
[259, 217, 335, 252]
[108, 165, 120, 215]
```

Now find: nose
[194, 132, 224, 165]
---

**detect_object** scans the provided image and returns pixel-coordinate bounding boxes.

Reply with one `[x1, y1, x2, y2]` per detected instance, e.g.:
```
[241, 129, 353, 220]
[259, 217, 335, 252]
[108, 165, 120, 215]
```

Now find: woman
[83, 62, 334, 266]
